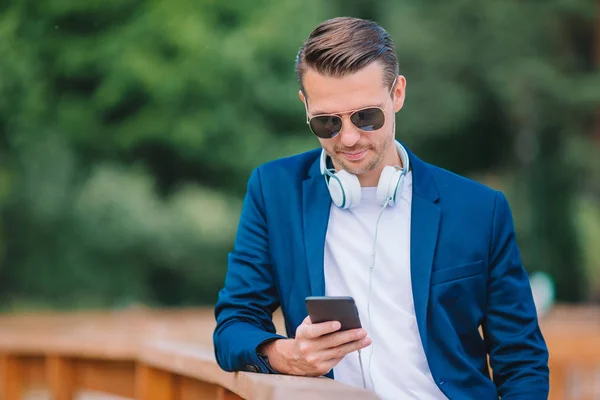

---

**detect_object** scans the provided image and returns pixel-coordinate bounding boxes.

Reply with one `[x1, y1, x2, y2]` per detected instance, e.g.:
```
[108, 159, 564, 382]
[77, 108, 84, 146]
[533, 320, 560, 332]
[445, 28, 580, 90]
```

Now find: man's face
[300, 61, 406, 176]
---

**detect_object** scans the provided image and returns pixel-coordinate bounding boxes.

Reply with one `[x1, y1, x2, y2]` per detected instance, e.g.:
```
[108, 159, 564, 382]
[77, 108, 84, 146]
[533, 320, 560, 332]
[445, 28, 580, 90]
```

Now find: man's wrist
[258, 338, 291, 374]
[257, 339, 279, 373]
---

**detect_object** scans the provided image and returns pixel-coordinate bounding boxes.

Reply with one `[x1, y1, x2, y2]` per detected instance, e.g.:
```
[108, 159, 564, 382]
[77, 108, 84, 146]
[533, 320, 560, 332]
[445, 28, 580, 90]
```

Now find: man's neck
[357, 167, 386, 187]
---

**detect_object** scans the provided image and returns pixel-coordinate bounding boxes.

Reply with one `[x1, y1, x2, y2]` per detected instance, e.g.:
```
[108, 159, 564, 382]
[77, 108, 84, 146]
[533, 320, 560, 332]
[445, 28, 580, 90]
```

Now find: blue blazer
[213, 144, 549, 399]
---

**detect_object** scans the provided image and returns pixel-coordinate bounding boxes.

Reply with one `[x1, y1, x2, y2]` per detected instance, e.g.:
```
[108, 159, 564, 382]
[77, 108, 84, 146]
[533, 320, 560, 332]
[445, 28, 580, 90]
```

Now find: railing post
[47, 356, 76, 400]
[135, 363, 177, 400]
[0, 356, 22, 400]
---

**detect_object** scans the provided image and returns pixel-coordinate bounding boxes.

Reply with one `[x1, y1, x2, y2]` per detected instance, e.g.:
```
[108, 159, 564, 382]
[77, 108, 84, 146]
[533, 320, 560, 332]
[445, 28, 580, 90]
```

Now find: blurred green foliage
[0, 0, 599, 308]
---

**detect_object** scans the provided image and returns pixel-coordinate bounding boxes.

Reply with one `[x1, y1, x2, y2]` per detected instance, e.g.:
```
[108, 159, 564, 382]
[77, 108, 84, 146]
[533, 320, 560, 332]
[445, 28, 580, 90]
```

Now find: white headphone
[319, 140, 410, 209]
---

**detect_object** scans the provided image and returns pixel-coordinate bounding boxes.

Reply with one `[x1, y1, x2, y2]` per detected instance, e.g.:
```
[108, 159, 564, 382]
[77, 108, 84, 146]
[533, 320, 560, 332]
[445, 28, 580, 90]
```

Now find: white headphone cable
[358, 348, 367, 389]
[358, 196, 390, 391]
[357, 155, 406, 391]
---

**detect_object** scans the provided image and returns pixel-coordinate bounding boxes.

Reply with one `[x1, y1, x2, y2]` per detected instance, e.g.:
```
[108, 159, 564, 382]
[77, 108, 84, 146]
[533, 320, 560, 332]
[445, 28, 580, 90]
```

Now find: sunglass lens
[309, 115, 343, 138]
[351, 108, 385, 131]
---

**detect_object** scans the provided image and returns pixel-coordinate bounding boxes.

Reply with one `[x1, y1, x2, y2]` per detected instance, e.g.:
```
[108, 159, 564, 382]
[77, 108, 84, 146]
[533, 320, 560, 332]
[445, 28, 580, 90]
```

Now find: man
[213, 17, 549, 399]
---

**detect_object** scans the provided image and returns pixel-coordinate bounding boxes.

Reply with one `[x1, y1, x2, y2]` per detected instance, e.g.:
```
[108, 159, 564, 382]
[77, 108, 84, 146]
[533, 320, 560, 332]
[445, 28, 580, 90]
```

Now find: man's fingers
[300, 320, 341, 339]
[308, 336, 370, 377]
[322, 337, 372, 360]
[313, 357, 344, 377]
[316, 328, 367, 351]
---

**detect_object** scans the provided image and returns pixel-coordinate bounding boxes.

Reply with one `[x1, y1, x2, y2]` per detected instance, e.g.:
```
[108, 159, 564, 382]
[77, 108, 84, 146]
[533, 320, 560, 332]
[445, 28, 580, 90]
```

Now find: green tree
[0, 0, 598, 307]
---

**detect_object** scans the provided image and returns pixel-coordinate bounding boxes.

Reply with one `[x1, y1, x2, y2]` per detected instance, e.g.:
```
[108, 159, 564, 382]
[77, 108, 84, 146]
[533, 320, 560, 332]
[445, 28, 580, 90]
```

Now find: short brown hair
[295, 17, 399, 96]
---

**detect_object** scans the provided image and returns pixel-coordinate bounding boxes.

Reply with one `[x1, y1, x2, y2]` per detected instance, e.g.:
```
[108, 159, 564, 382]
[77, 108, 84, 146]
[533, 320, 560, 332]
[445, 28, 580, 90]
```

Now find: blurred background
[0, 0, 599, 313]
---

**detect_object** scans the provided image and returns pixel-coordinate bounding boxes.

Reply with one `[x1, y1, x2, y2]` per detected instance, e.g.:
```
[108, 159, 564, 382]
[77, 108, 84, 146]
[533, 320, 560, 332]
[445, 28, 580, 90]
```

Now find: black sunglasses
[307, 107, 387, 139]
[304, 79, 397, 139]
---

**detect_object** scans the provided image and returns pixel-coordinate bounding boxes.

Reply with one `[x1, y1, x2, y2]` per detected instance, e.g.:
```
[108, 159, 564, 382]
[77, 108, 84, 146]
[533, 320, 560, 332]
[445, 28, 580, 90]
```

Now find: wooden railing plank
[75, 359, 136, 398]
[177, 376, 234, 400]
[0, 355, 45, 400]
[20, 356, 46, 389]
[216, 387, 244, 400]
[138, 340, 236, 390]
[136, 364, 176, 400]
[139, 341, 378, 400]
[47, 356, 75, 400]
[0, 355, 22, 400]
[234, 371, 378, 400]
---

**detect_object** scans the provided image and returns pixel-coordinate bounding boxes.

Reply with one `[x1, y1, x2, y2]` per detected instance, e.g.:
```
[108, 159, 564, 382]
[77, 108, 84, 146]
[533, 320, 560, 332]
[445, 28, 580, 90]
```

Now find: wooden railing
[541, 306, 600, 399]
[0, 308, 377, 400]
[0, 305, 598, 400]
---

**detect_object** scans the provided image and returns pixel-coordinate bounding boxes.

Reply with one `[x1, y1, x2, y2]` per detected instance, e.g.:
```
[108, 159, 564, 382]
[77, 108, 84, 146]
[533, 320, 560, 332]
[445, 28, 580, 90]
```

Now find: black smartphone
[305, 296, 362, 331]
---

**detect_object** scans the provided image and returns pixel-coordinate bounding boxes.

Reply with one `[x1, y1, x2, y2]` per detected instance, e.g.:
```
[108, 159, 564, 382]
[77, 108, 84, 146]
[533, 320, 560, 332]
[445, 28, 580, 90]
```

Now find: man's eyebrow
[310, 102, 385, 116]
[310, 108, 332, 116]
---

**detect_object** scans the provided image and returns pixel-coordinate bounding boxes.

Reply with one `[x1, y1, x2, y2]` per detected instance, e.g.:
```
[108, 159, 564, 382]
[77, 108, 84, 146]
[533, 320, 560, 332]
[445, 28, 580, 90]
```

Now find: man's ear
[393, 76, 407, 113]
[298, 90, 306, 104]
[299, 90, 310, 119]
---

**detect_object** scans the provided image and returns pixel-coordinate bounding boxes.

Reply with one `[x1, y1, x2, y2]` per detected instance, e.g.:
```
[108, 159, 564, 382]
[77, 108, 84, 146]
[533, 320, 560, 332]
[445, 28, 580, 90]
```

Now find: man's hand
[260, 316, 371, 377]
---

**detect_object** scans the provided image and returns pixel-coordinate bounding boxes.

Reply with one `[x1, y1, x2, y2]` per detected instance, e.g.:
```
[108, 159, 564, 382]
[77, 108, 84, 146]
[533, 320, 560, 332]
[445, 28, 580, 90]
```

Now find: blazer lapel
[410, 196, 440, 356]
[405, 144, 441, 357]
[302, 160, 331, 297]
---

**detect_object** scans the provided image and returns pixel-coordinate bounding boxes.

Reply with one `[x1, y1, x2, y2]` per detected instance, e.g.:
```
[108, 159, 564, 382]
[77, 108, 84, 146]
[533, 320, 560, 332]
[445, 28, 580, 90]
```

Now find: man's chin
[337, 159, 373, 176]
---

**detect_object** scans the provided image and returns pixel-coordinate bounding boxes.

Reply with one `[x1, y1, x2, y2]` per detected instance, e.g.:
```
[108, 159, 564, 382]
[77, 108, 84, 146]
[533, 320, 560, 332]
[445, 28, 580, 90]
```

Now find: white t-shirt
[323, 171, 446, 399]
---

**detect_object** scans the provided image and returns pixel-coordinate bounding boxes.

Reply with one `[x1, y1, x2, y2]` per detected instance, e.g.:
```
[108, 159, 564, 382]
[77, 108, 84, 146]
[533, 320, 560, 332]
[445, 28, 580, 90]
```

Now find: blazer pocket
[430, 260, 484, 286]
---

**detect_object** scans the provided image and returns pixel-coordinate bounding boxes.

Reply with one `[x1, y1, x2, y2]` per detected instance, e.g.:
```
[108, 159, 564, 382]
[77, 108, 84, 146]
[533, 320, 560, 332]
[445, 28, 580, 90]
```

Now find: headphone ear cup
[331, 170, 361, 209]
[327, 175, 345, 208]
[377, 166, 402, 206]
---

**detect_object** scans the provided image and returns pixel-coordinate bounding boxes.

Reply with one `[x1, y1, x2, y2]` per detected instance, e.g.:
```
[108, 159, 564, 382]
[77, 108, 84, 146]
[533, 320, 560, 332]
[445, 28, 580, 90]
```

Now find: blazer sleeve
[482, 191, 550, 399]
[213, 167, 286, 373]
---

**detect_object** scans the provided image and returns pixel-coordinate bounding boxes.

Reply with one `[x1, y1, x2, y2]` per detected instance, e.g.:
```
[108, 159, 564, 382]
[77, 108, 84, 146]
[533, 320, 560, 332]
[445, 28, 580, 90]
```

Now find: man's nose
[338, 116, 361, 148]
